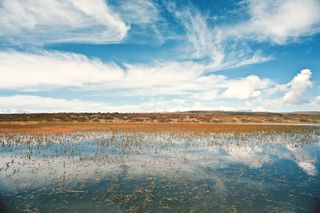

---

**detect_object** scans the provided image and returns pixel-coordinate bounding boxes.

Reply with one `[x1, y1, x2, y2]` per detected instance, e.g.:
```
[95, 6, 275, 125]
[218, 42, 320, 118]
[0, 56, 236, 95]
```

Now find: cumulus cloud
[223, 75, 271, 100]
[249, 69, 314, 108]
[279, 69, 313, 105]
[281, 69, 313, 104]
[0, 0, 128, 45]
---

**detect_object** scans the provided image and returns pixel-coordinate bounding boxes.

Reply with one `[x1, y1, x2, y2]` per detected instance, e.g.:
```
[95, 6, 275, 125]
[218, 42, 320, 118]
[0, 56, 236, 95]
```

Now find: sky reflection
[1, 131, 319, 192]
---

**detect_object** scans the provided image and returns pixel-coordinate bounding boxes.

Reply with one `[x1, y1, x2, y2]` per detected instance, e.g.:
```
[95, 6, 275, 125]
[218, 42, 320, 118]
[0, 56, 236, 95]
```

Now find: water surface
[1, 131, 320, 212]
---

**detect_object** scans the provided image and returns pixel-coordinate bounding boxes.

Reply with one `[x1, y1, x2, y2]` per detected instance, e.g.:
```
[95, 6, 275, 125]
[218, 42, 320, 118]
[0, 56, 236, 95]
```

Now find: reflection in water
[0, 131, 320, 212]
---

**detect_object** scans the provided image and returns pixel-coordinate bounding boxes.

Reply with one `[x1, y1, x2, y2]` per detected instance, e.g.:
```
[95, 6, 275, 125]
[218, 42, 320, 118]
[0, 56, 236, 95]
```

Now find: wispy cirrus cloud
[110, 0, 176, 44]
[115, 0, 160, 26]
[0, 0, 128, 45]
[168, 3, 271, 71]
[168, 0, 320, 71]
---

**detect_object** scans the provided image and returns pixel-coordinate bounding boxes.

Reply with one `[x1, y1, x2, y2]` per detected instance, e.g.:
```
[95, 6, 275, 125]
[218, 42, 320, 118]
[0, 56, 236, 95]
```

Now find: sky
[0, 0, 320, 113]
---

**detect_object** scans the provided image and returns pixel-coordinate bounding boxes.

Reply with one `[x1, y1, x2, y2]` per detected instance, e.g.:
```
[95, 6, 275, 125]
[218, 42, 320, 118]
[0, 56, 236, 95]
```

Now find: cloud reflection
[0, 131, 319, 192]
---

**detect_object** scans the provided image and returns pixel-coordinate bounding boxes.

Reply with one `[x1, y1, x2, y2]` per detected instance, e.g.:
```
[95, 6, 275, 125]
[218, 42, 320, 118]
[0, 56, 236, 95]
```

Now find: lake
[1, 130, 320, 212]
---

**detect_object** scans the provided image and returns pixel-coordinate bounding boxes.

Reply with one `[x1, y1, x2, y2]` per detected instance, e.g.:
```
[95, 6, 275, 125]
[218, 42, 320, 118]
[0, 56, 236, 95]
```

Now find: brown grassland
[0, 111, 319, 135]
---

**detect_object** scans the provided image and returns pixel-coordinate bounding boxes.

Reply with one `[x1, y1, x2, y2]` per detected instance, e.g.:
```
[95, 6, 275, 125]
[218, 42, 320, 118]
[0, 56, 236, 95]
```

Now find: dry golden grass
[1, 112, 320, 124]
[0, 112, 319, 135]
[0, 121, 318, 135]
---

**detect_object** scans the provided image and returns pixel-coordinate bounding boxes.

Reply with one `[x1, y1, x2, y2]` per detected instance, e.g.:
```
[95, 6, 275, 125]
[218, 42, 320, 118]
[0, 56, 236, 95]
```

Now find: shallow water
[1, 131, 320, 212]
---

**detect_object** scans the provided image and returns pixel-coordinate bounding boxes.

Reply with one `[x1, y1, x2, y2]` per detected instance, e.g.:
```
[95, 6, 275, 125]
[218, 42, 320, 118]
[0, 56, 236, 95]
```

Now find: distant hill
[186, 110, 320, 116]
[0, 111, 319, 124]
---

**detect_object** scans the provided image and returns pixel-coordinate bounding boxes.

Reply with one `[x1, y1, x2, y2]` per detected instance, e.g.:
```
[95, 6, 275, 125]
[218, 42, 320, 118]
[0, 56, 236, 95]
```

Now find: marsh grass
[0, 129, 320, 212]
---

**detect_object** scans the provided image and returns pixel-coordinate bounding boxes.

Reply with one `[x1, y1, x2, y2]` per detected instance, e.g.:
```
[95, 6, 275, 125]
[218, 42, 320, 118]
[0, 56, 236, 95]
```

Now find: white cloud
[168, 0, 320, 72]
[0, 95, 111, 113]
[116, 0, 160, 25]
[173, 7, 215, 60]
[223, 75, 271, 100]
[0, 50, 272, 100]
[0, 50, 317, 112]
[279, 69, 312, 105]
[0, 0, 128, 45]
[0, 50, 224, 100]
[192, 91, 219, 102]
[0, 50, 239, 98]
[0, 51, 124, 89]
[111, 0, 177, 44]
[0, 95, 201, 113]
[230, 0, 320, 44]
[0, 94, 266, 113]
[0, 2, 318, 113]
[170, 4, 271, 71]
[0, 50, 210, 95]
[311, 96, 320, 105]
[248, 69, 314, 108]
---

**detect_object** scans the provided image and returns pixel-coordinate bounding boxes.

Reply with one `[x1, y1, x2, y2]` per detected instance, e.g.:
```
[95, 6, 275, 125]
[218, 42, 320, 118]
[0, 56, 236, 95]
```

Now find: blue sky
[0, 0, 320, 112]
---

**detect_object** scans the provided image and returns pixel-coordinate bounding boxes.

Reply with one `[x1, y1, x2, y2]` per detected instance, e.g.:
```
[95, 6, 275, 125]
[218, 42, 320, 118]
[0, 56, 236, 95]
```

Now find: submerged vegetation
[1, 129, 320, 212]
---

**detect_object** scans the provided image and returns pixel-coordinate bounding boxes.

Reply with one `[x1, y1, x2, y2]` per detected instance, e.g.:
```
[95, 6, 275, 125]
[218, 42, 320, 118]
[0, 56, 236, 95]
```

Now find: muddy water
[0, 131, 320, 212]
